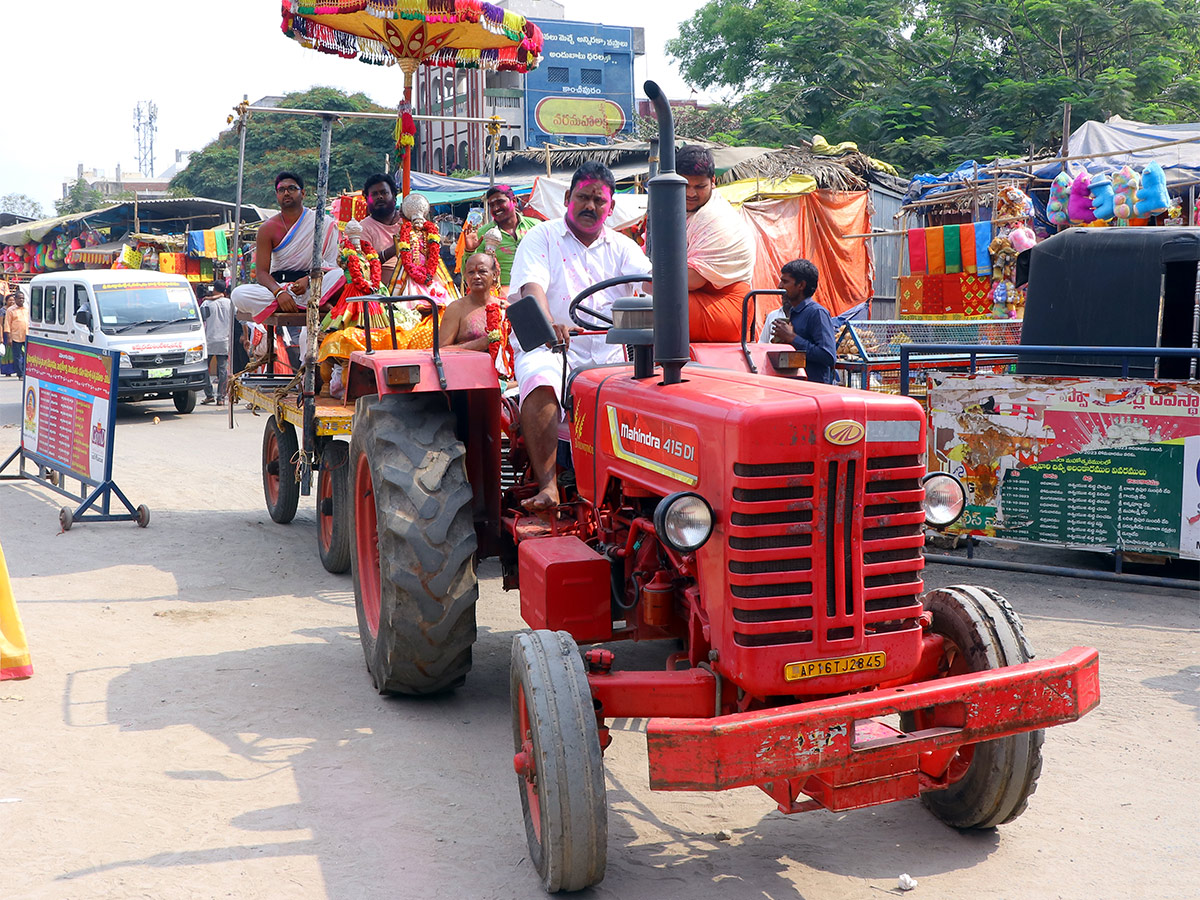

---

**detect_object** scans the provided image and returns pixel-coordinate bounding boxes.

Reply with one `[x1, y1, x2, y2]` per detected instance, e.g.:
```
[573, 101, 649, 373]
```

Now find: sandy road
[0, 375, 1197, 900]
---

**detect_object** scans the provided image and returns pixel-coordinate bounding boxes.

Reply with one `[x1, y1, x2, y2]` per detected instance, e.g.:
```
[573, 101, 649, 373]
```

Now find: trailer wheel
[316, 441, 351, 574]
[511, 630, 607, 893]
[262, 416, 300, 524]
[173, 390, 196, 414]
[908, 585, 1044, 829]
[350, 394, 477, 695]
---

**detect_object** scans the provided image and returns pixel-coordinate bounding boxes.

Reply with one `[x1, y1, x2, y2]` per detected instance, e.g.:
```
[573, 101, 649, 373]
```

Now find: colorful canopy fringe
[282, 0, 544, 72]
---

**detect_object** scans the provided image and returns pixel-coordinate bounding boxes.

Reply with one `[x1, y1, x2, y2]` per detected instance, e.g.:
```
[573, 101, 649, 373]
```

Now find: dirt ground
[1, 375, 1197, 900]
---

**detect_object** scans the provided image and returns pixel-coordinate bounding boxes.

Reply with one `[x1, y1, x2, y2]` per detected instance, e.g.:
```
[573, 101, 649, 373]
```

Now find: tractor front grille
[726, 451, 925, 651]
[861, 454, 926, 633]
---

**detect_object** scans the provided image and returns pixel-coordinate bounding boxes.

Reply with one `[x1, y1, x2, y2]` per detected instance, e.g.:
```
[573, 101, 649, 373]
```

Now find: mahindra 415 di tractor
[341, 83, 1100, 894]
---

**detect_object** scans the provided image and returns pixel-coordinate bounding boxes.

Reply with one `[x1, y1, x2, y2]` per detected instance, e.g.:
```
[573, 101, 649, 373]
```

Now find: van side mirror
[75, 308, 93, 329]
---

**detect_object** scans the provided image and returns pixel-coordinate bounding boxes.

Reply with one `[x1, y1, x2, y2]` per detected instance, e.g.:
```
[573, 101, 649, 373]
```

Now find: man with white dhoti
[678, 145, 756, 342]
[231, 171, 341, 320]
[508, 161, 652, 512]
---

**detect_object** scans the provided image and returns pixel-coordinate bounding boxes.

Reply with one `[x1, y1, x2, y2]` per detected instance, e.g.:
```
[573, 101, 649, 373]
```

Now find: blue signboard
[526, 19, 635, 147]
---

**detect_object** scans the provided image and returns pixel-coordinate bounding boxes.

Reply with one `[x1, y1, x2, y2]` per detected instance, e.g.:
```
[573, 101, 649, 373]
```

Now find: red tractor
[341, 84, 1100, 894]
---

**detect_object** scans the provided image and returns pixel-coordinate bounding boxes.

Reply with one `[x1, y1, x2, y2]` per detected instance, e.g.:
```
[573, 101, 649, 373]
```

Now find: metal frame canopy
[281, 0, 544, 195]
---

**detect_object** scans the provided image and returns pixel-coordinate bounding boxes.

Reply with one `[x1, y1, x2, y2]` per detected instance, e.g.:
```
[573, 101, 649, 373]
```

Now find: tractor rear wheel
[262, 416, 299, 524]
[908, 585, 1044, 829]
[349, 394, 478, 695]
[316, 440, 352, 574]
[511, 630, 607, 893]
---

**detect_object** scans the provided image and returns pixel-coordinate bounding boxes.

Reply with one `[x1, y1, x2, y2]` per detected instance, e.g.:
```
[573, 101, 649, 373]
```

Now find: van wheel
[173, 390, 196, 414]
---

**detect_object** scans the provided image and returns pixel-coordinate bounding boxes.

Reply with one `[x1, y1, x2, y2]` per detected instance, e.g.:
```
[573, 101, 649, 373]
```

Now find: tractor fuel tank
[519, 536, 613, 644]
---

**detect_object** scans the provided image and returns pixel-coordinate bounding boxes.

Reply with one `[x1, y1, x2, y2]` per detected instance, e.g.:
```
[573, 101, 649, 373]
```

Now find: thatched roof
[718, 147, 867, 191]
[495, 140, 880, 192]
[494, 140, 654, 169]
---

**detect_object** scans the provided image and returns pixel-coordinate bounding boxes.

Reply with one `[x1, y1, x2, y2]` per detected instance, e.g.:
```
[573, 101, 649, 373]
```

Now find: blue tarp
[903, 117, 1200, 205]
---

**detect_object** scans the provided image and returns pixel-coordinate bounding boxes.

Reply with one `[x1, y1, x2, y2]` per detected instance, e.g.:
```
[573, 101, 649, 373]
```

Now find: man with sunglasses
[231, 171, 340, 320]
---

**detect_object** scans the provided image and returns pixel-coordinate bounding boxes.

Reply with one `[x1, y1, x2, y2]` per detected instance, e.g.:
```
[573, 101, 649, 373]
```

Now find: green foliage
[172, 87, 399, 207]
[634, 104, 745, 142]
[0, 193, 44, 218]
[55, 179, 107, 216]
[668, 0, 1200, 173]
[450, 168, 480, 178]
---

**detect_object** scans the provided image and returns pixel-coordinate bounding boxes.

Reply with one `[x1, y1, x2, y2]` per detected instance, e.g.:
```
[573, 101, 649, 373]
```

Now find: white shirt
[508, 217, 652, 369]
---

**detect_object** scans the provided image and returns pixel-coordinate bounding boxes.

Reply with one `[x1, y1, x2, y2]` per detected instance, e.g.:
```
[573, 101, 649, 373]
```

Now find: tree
[172, 87, 400, 207]
[667, 0, 1200, 173]
[634, 103, 744, 144]
[0, 193, 44, 219]
[55, 179, 107, 216]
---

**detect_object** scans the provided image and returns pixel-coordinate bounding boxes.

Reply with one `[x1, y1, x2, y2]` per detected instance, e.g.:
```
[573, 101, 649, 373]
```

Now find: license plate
[147, 367, 172, 378]
[785, 652, 886, 682]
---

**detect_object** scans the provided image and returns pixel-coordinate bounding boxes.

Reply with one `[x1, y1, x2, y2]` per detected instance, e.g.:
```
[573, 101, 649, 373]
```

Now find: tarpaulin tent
[739, 193, 871, 321]
[1033, 117, 1200, 186]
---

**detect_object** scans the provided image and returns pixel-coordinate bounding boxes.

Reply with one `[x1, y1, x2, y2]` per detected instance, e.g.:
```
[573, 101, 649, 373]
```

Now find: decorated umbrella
[281, 0, 544, 195]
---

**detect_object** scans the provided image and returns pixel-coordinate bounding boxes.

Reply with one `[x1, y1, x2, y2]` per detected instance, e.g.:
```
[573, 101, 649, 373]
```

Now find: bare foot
[522, 484, 560, 513]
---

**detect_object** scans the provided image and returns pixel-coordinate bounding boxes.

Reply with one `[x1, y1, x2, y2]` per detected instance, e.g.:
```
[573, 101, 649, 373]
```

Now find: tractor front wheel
[511, 630, 607, 893]
[349, 394, 478, 695]
[908, 585, 1044, 829]
[316, 440, 351, 574]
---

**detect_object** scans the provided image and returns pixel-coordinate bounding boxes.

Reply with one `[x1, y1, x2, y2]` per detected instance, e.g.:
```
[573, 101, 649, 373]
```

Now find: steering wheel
[568, 274, 651, 331]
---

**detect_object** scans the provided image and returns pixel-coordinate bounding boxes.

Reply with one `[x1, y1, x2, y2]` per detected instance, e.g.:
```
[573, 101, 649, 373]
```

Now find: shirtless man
[509, 161, 652, 511]
[231, 171, 338, 318]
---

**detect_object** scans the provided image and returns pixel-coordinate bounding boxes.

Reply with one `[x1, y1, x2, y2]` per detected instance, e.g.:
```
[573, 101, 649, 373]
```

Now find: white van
[27, 270, 208, 413]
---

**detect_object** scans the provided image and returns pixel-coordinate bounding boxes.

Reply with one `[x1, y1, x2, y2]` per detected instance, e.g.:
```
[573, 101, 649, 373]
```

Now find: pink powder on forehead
[572, 180, 612, 200]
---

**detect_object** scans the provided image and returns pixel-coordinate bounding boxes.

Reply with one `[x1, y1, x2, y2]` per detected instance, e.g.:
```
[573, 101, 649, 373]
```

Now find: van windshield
[94, 282, 201, 334]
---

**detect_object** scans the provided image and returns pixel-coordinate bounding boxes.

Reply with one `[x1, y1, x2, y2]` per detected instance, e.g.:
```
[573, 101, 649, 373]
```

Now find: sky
[2, 1, 716, 215]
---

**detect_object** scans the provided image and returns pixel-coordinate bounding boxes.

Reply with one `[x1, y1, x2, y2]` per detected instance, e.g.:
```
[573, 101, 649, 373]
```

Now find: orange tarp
[738, 191, 871, 332]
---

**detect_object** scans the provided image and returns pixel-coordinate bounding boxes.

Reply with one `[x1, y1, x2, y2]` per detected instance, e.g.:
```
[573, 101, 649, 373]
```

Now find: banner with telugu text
[928, 374, 1200, 559]
[21, 337, 118, 484]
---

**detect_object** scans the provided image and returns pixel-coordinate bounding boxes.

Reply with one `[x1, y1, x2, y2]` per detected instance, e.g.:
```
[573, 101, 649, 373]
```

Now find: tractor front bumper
[645, 646, 1099, 801]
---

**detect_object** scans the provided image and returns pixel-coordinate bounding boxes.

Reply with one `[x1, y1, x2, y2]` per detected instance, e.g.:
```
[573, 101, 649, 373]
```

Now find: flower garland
[397, 219, 441, 285]
[485, 301, 513, 375]
[340, 238, 382, 294]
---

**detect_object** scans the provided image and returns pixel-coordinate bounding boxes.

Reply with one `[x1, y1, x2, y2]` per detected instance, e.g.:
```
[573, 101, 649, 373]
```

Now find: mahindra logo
[824, 419, 865, 446]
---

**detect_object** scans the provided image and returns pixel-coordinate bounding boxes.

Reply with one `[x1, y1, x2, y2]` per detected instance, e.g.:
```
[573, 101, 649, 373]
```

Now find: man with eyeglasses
[231, 171, 341, 321]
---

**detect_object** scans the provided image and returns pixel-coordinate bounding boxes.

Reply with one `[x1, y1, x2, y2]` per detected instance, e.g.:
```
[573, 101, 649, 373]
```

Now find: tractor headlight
[184, 345, 205, 364]
[653, 492, 714, 553]
[922, 472, 966, 528]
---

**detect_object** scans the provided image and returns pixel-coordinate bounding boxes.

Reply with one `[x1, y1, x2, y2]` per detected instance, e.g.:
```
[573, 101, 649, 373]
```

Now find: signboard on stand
[928, 374, 1200, 559]
[1, 335, 148, 530]
[22, 337, 116, 483]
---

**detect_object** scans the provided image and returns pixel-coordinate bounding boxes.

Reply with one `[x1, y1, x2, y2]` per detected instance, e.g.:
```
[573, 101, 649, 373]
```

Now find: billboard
[927, 374, 1200, 559]
[526, 19, 634, 146]
[22, 336, 118, 484]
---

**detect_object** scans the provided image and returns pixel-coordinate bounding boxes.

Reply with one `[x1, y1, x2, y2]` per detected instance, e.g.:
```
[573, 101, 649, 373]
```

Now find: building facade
[415, 0, 641, 175]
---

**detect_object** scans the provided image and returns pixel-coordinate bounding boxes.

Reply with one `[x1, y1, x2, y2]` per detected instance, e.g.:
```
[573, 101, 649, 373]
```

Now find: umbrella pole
[401, 64, 416, 197]
[301, 114, 334, 494]
[227, 95, 249, 430]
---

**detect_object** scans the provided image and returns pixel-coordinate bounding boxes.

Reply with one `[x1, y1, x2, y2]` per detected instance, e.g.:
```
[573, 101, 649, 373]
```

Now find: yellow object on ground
[0, 542, 32, 680]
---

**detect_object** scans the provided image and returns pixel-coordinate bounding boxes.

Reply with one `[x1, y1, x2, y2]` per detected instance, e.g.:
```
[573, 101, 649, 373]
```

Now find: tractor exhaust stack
[644, 80, 689, 386]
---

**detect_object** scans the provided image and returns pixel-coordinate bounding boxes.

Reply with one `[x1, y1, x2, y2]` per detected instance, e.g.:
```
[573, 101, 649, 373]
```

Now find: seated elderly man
[678, 144, 757, 342]
[509, 161, 652, 512]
